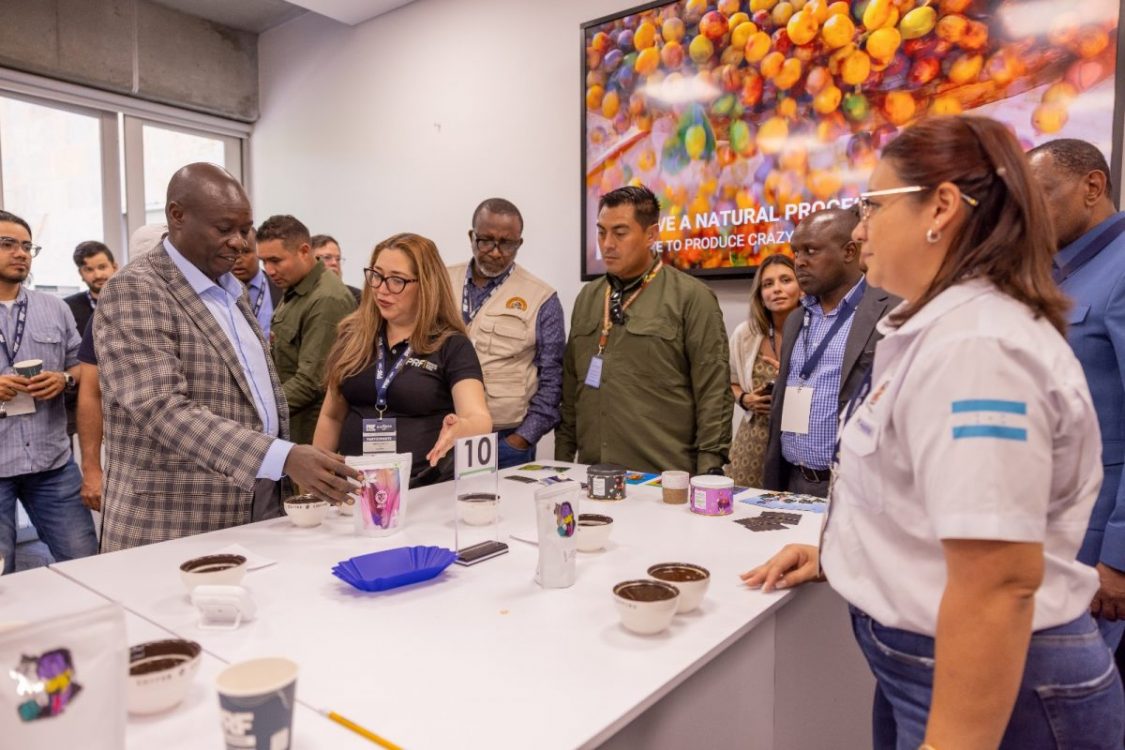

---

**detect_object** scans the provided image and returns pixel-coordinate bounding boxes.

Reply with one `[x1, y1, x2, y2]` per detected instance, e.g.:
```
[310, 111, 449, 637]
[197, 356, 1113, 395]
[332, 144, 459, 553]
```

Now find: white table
[51, 465, 874, 749]
[0, 567, 375, 749]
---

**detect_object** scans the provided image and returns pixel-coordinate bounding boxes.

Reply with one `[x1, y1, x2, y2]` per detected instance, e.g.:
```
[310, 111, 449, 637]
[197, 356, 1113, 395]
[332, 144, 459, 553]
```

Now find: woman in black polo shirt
[315, 232, 491, 486]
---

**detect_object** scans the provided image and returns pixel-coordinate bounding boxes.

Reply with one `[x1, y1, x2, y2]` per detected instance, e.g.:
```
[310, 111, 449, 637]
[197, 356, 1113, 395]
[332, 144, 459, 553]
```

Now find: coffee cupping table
[50, 463, 875, 749]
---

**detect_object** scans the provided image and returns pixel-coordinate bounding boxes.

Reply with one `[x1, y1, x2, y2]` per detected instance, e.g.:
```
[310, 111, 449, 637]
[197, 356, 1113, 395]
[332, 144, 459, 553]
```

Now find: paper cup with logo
[216, 657, 297, 750]
[12, 359, 42, 377]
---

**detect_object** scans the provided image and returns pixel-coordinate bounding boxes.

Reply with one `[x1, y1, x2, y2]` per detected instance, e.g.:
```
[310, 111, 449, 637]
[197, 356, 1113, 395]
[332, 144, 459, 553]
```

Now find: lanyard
[374, 332, 413, 417]
[1053, 214, 1125, 284]
[0, 297, 28, 366]
[461, 264, 513, 324]
[86, 291, 97, 310]
[598, 260, 663, 354]
[797, 280, 866, 380]
[251, 281, 266, 317]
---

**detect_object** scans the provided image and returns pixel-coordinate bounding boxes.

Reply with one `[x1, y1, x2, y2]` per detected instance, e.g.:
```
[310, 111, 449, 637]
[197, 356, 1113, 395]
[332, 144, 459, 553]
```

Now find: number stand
[453, 432, 500, 554]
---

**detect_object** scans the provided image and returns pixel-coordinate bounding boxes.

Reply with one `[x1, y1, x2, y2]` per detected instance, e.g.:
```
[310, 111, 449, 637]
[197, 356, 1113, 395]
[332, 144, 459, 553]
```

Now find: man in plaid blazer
[94, 163, 356, 552]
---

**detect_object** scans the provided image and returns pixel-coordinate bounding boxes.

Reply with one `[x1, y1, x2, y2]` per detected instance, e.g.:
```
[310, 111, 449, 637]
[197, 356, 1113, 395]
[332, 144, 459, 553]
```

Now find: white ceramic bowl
[576, 513, 614, 552]
[127, 639, 202, 715]
[283, 495, 329, 527]
[179, 554, 247, 592]
[648, 563, 711, 613]
[613, 579, 680, 635]
[456, 493, 499, 526]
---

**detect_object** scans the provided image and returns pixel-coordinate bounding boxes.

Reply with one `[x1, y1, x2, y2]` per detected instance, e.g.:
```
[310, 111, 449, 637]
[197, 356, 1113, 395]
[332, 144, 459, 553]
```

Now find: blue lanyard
[375, 332, 412, 416]
[461, 264, 512, 324]
[0, 297, 28, 366]
[1053, 214, 1125, 284]
[798, 280, 866, 380]
[251, 281, 266, 317]
[86, 291, 97, 310]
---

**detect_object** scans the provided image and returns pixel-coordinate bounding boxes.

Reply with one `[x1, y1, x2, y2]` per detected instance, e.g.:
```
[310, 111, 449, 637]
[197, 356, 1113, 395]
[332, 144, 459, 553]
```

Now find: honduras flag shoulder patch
[950, 399, 1028, 442]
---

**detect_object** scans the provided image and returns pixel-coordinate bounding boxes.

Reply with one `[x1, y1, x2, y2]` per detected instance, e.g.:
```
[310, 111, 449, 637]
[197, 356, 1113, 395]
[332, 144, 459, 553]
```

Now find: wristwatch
[63, 372, 76, 391]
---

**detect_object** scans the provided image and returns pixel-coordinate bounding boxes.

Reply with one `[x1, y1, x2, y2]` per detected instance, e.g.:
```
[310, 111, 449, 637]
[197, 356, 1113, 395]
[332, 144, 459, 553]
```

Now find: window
[141, 123, 229, 226]
[0, 96, 104, 293]
[0, 68, 249, 294]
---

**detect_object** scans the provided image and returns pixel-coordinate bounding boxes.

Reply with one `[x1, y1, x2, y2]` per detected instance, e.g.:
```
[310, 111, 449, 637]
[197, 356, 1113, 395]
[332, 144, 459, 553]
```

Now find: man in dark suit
[94, 163, 358, 551]
[1029, 139, 1125, 650]
[63, 241, 117, 437]
[763, 208, 897, 497]
[64, 241, 117, 337]
[312, 234, 362, 304]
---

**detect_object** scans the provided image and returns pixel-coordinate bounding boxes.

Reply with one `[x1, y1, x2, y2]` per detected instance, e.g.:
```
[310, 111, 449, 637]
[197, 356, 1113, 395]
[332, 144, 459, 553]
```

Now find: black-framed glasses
[0, 236, 40, 258]
[471, 232, 522, 255]
[364, 268, 417, 294]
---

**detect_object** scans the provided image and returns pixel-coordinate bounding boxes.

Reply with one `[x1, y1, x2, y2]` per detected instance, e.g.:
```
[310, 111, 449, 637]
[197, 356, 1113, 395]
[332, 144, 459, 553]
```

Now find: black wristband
[739, 392, 751, 411]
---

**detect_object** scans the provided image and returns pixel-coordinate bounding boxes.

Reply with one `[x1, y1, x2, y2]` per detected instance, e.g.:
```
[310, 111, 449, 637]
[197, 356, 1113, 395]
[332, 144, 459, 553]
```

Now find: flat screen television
[581, 0, 1123, 279]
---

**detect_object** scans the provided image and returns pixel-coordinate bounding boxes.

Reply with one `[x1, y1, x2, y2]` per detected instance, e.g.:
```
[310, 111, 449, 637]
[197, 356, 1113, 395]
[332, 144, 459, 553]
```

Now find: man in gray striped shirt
[0, 210, 97, 574]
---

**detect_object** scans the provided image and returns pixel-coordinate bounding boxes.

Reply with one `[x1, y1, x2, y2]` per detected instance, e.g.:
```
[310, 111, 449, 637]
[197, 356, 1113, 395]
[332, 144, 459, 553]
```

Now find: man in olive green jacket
[258, 215, 356, 445]
[556, 186, 732, 475]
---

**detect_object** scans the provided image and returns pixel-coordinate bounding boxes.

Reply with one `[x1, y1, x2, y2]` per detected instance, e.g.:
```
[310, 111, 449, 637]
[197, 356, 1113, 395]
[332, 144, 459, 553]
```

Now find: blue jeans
[497, 428, 536, 470]
[0, 460, 98, 574]
[1100, 617, 1125, 651]
[851, 606, 1125, 749]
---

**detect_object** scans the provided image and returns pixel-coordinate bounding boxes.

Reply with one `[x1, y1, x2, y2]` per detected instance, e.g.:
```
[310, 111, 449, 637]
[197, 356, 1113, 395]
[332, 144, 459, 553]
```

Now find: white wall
[253, 0, 755, 340]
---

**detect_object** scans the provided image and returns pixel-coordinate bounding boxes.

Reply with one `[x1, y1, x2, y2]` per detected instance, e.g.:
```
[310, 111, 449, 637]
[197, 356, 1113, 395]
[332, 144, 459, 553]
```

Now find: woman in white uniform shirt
[744, 115, 1124, 749]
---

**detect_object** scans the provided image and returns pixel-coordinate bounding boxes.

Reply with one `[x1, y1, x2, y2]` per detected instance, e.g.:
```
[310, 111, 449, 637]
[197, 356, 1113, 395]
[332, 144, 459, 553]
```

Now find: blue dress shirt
[781, 277, 866, 470]
[246, 268, 275, 339]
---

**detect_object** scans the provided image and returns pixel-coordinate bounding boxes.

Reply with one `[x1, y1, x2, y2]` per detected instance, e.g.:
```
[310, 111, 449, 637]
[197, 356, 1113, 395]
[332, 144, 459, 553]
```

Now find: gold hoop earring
[926, 227, 941, 244]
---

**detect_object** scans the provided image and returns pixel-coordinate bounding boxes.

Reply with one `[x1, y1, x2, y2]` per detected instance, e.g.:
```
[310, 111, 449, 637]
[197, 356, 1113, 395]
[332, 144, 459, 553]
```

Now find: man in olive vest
[448, 198, 565, 468]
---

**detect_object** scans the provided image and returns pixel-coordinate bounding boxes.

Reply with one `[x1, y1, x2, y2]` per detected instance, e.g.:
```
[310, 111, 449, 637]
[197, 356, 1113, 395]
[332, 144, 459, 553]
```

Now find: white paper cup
[216, 657, 298, 750]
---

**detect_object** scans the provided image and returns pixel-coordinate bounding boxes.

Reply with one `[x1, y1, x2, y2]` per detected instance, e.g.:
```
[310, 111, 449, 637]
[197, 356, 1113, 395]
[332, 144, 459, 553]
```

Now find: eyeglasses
[364, 268, 417, 294]
[0, 236, 41, 258]
[858, 186, 979, 223]
[471, 232, 522, 255]
[315, 253, 341, 263]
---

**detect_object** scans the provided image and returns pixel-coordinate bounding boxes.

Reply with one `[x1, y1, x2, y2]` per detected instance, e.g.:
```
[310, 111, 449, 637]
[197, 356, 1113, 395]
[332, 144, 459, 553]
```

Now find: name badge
[584, 355, 604, 389]
[2, 391, 36, 417]
[362, 418, 397, 454]
[780, 386, 813, 435]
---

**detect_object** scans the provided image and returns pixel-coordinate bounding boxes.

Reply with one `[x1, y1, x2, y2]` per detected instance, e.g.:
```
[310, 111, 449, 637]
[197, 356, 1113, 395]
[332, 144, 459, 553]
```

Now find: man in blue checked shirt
[0, 210, 97, 574]
[447, 198, 565, 468]
[763, 208, 897, 497]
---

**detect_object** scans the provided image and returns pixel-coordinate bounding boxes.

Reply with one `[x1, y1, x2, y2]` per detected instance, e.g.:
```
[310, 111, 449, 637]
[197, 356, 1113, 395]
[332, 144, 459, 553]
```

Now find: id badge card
[584, 355, 604, 389]
[2, 391, 36, 417]
[780, 386, 812, 435]
[362, 418, 397, 454]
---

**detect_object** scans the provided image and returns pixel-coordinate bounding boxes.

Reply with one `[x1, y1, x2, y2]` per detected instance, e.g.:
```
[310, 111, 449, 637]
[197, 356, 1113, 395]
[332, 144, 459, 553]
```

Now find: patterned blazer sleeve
[95, 263, 278, 491]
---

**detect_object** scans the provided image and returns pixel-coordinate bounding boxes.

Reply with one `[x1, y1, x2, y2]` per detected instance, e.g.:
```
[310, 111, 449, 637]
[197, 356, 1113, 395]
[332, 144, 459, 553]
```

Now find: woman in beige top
[726, 254, 800, 488]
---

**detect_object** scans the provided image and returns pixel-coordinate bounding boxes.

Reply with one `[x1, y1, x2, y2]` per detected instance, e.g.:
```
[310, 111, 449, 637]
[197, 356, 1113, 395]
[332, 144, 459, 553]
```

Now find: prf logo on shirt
[406, 357, 438, 372]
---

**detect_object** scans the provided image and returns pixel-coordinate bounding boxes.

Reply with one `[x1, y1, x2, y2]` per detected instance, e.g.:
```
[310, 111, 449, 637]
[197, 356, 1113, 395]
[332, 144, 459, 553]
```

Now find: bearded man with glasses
[446, 198, 565, 469]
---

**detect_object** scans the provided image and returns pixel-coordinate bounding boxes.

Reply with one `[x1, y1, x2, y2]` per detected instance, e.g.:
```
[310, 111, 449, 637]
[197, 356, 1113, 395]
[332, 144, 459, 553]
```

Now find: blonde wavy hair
[325, 232, 466, 388]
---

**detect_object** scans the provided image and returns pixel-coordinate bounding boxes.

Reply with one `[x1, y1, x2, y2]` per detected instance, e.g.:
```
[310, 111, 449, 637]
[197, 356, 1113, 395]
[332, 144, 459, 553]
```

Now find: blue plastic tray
[332, 546, 456, 592]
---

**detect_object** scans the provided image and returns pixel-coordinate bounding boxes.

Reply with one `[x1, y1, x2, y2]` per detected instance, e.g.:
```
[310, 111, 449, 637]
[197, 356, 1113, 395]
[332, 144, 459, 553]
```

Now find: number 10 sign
[455, 433, 498, 480]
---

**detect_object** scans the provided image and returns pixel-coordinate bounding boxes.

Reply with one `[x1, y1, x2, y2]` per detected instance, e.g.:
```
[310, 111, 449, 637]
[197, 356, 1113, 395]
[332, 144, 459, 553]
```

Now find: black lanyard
[0, 296, 28, 366]
[798, 280, 866, 380]
[374, 332, 413, 417]
[461, 264, 512, 324]
[1053, 213, 1125, 284]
